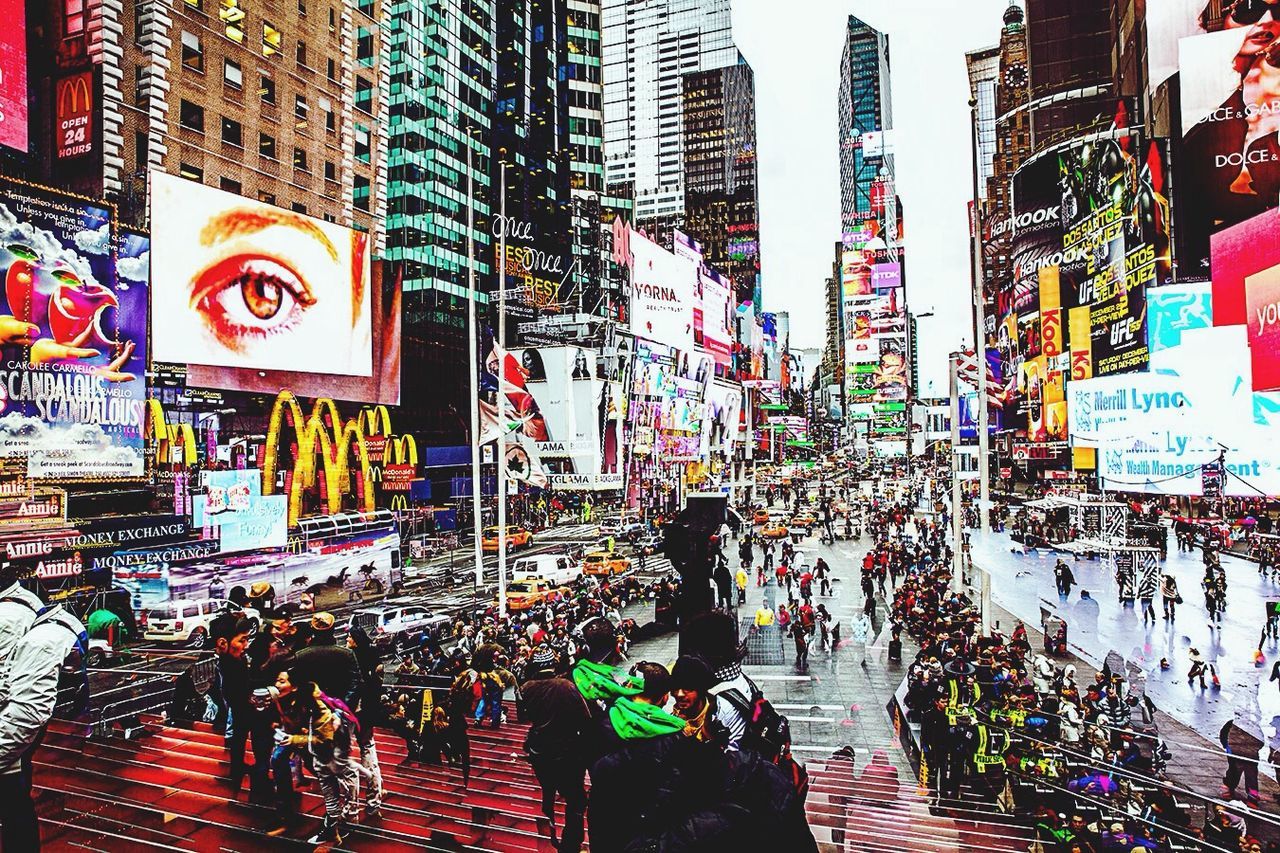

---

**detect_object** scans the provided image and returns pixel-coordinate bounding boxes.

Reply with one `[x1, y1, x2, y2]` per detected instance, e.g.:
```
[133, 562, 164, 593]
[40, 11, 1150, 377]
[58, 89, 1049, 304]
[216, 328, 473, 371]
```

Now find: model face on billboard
[1225, 0, 1280, 58]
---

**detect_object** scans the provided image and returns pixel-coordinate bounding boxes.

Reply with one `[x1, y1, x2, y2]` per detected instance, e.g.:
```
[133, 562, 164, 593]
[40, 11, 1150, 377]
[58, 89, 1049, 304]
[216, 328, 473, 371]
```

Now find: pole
[949, 352, 962, 593]
[496, 162, 508, 617]
[970, 104, 991, 533]
[465, 136, 485, 595]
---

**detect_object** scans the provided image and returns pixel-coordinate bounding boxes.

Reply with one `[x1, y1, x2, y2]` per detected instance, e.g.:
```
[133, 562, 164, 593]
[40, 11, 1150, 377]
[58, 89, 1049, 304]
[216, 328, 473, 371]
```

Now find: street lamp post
[465, 134, 485, 595]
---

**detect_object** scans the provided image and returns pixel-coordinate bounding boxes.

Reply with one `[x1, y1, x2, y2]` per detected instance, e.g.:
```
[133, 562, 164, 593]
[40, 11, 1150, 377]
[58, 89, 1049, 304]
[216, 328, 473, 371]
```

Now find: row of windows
[177, 98, 371, 162]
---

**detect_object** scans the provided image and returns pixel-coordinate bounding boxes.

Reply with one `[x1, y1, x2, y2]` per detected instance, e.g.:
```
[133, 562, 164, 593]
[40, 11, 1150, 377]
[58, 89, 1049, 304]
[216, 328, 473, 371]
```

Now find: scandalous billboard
[150, 172, 373, 376]
[186, 259, 402, 405]
[629, 229, 696, 352]
[0, 180, 147, 479]
[1177, 27, 1280, 274]
[0, 0, 27, 153]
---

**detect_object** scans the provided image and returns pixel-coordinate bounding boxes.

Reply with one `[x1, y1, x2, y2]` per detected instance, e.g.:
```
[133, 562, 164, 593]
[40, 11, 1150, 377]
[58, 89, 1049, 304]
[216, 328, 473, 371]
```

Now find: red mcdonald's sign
[55, 71, 93, 160]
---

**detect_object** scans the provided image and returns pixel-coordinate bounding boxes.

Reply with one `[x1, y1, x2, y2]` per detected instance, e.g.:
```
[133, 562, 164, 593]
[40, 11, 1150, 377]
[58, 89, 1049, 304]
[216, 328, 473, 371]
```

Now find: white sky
[732, 0, 1016, 396]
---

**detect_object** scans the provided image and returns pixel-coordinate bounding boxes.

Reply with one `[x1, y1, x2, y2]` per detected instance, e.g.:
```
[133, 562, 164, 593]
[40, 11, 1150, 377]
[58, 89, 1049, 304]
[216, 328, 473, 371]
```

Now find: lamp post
[465, 132, 485, 596]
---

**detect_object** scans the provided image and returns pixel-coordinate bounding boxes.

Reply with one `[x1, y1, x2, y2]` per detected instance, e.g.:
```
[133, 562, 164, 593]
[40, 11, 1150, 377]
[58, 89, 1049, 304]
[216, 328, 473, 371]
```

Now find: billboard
[629, 230, 696, 352]
[1148, 281, 1213, 351]
[0, 180, 148, 479]
[0, 0, 27, 152]
[841, 250, 872, 298]
[1247, 267, 1280, 391]
[873, 336, 908, 402]
[1009, 154, 1064, 314]
[150, 172, 373, 376]
[700, 270, 733, 367]
[1177, 28, 1280, 274]
[1058, 135, 1167, 376]
[1146, 0, 1221, 94]
[512, 346, 604, 475]
[186, 259, 402, 405]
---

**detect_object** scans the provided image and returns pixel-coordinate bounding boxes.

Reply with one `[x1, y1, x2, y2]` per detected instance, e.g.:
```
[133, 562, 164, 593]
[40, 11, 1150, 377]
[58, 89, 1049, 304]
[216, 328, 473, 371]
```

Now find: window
[181, 30, 203, 72]
[263, 21, 281, 56]
[179, 99, 204, 132]
[179, 162, 204, 182]
[221, 116, 242, 147]
[258, 191, 276, 206]
[134, 0, 145, 44]
[354, 123, 370, 162]
[291, 202, 307, 214]
[321, 97, 335, 132]
[327, 58, 336, 81]
[353, 175, 370, 212]
[324, 161, 336, 181]
[219, 177, 242, 194]
[355, 76, 373, 113]
[260, 74, 276, 104]
[223, 58, 242, 89]
[134, 132, 148, 166]
[293, 147, 308, 171]
[328, 6, 336, 31]
[357, 28, 373, 62]
[221, 0, 245, 42]
[65, 0, 85, 35]
[295, 40, 307, 66]
[183, 0, 201, 9]
[134, 65, 148, 105]
[259, 132, 276, 159]
[297, 0, 306, 13]
[295, 94, 309, 122]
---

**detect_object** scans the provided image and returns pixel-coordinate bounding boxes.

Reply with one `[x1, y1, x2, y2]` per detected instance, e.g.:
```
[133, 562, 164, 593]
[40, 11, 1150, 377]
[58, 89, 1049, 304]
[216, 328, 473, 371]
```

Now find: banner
[0, 0, 27, 152]
[55, 72, 93, 160]
[549, 472, 623, 490]
[1148, 281, 1212, 352]
[1247, 267, 1280, 392]
[0, 180, 148, 479]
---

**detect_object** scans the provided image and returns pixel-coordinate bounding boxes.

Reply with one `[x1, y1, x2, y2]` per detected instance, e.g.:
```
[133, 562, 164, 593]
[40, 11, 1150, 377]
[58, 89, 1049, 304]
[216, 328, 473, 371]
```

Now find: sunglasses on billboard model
[1230, 0, 1280, 25]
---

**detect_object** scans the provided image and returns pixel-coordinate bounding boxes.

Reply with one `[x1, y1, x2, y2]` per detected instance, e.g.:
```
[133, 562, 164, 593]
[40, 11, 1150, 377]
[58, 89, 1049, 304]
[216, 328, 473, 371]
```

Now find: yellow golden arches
[358, 405, 392, 438]
[310, 397, 342, 433]
[383, 434, 418, 466]
[262, 390, 306, 498]
[144, 399, 197, 466]
[288, 416, 340, 524]
[334, 419, 375, 514]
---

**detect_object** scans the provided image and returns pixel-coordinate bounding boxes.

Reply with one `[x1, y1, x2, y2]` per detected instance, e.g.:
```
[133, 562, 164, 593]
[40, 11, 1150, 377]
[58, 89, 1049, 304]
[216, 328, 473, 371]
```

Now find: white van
[511, 553, 580, 586]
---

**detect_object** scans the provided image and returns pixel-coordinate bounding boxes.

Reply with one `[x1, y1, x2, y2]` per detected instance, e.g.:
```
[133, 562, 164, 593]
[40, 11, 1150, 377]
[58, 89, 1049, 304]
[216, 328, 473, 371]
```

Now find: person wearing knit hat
[670, 655, 716, 742]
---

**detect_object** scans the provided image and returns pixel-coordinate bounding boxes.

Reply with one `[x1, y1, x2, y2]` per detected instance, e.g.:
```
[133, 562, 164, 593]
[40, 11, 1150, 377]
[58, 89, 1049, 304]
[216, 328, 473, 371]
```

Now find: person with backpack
[0, 577, 87, 853]
[210, 613, 272, 805]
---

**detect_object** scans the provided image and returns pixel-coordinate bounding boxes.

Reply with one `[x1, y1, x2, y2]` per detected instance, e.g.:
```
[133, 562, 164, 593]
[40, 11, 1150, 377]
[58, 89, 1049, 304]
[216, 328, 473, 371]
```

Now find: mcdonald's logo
[389, 495, 409, 512]
[55, 72, 93, 160]
[145, 400, 197, 467]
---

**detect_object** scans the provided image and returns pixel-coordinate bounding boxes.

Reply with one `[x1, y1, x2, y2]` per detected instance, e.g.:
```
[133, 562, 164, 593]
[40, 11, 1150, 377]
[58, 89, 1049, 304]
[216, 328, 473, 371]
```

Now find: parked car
[143, 598, 260, 648]
[502, 578, 572, 612]
[600, 516, 645, 540]
[511, 553, 581, 586]
[348, 599, 452, 650]
[761, 522, 790, 540]
[481, 525, 533, 552]
[582, 551, 631, 576]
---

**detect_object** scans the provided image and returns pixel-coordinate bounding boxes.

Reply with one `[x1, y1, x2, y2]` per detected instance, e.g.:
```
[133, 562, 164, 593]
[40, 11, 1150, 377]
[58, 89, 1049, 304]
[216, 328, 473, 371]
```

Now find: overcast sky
[732, 0, 1016, 396]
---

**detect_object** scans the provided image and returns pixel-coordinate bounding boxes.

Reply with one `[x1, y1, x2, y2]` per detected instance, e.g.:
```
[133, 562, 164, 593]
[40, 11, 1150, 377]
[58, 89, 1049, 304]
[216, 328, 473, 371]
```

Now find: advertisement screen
[873, 335, 908, 402]
[700, 271, 733, 366]
[1009, 155, 1063, 315]
[1146, 0, 1220, 94]
[1058, 135, 1168, 376]
[512, 346, 603, 475]
[1176, 28, 1280, 274]
[186, 259, 401, 405]
[0, 0, 27, 153]
[629, 230, 696, 352]
[1247, 267, 1280, 391]
[0, 181, 147, 479]
[150, 172, 373, 376]
[841, 249, 872, 298]
[1148, 281, 1213, 352]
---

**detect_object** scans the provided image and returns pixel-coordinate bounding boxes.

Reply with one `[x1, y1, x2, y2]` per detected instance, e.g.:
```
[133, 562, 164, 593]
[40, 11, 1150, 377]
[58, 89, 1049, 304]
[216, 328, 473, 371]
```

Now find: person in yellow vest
[754, 603, 775, 628]
[735, 566, 748, 607]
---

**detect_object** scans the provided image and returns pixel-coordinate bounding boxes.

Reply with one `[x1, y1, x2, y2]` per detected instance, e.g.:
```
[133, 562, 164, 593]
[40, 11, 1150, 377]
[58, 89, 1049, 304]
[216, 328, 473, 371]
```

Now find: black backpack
[713, 679, 809, 800]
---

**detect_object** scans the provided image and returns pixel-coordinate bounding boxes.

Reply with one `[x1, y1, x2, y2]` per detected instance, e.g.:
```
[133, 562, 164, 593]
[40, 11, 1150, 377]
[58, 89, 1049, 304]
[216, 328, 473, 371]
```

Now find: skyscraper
[602, 0, 738, 226]
[966, 45, 1000, 203]
[681, 59, 760, 309]
[837, 15, 893, 234]
[385, 0, 495, 302]
[1024, 0, 1114, 153]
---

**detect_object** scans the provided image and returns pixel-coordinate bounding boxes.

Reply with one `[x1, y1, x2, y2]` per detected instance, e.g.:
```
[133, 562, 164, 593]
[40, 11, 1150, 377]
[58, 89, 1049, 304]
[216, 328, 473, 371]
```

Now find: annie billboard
[0, 180, 147, 479]
[150, 172, 373, 376]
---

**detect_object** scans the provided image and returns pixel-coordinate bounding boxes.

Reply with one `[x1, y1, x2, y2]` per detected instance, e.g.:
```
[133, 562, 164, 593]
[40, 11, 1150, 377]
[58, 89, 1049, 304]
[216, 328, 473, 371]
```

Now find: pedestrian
[1054, 559, 1075, 598]
[211, 614, 272, 803]
[1161, 573, 1179, 620]
[346, 626, 384, 818]
[1220, 719, 1262, 805]
[735, 565, 748, 607]
[754, 602, 775, 628]
[1140, 589, 1157, 626]
[0, 581, 86, 853]
[815, 558, 832, 597]
[790, 619, 810, 669]
[1188, 647, 1210, 690]
[520, 654, 591, 851]
[852, 612, 871, 668]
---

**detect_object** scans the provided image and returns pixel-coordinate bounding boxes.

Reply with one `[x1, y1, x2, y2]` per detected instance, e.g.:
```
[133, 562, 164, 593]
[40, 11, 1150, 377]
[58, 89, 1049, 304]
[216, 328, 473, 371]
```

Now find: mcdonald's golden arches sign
[55, 72, 93, 160]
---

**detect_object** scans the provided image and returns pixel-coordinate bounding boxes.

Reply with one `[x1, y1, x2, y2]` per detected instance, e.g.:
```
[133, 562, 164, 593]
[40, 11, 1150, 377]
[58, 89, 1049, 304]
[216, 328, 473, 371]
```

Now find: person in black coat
[288, 612, 362, 710]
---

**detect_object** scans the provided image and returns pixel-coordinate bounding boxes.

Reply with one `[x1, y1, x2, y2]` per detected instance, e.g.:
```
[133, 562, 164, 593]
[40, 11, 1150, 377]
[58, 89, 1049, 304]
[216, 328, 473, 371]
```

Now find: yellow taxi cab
[582, 551, 631, 576]
[761, 522, 790, 540]
[752, 508, 770, 525]
[791, 510, 817, 529]
[502, 578, 571, 612]
[481, 526, 533, 552]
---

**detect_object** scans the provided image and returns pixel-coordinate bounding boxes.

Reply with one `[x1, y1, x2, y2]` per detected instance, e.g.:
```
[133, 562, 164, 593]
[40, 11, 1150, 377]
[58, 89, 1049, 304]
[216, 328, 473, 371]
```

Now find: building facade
[681, 59, 760, 310]
[966, 45, 1000, 203]
[837, 15, 893, 234]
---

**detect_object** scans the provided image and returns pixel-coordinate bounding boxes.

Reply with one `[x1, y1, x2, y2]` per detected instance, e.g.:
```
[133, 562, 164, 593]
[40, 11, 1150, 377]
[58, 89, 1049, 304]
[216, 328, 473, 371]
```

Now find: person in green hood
[604, 662, 684, 745]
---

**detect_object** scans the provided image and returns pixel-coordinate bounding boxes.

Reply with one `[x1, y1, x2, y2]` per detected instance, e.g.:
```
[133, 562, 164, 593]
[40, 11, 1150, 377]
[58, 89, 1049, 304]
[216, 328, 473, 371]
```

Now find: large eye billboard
[0, 179, 148, 480]
[150, 172, 372, 376]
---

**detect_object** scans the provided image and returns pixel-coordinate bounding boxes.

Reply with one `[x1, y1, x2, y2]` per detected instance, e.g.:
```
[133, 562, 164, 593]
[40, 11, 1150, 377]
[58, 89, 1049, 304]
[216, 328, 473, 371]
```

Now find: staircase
[34, 711, 1033, 851]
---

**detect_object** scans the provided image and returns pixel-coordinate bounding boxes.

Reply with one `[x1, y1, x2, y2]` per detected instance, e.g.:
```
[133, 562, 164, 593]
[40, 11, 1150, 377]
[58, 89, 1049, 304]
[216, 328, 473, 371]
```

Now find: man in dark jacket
[211, 614, 271, 802]
[520, 663, 592, 852]
[288, 612, 362, 710]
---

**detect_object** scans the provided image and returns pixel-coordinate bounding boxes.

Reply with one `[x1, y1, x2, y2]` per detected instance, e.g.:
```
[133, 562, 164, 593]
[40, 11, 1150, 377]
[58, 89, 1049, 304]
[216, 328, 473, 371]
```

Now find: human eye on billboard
[150, 173, 371, 376]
